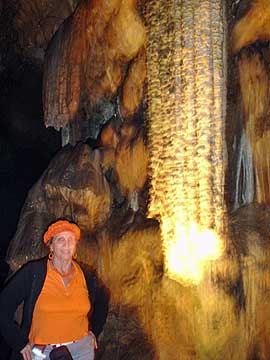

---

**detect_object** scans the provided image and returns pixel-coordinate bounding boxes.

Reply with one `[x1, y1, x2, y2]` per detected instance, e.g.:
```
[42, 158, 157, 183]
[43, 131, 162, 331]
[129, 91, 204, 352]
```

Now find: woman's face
[50, 231, 77, 262]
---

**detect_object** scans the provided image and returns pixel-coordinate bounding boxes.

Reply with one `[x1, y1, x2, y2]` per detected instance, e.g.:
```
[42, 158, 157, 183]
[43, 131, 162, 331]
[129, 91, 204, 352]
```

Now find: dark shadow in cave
[0, 59, 61, 281]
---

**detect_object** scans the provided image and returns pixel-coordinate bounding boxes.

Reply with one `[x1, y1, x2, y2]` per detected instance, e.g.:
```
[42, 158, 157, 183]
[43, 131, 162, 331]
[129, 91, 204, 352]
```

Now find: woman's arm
[0, 263, 31, 352]
[90, 279, 110, 337]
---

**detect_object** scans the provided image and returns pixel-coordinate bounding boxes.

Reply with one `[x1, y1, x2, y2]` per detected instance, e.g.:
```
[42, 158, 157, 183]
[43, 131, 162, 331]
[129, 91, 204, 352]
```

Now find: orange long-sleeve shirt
[29, 261, 90, 344]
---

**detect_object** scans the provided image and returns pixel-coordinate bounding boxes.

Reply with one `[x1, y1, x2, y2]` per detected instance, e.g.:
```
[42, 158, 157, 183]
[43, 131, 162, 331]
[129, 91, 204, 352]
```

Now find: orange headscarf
[43, 220, 81, 244]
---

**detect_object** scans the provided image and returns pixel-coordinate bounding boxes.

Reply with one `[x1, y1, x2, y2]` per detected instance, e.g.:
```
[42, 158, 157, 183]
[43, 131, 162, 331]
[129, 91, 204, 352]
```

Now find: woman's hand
[20, 343, 33, 360]
[89, 330, 98, 349]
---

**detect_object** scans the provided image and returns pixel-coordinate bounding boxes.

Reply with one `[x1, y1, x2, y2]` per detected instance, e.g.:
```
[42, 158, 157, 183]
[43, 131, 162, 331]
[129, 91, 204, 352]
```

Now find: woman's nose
[65, 238, 74, 248]
[63, 239, 70, 248]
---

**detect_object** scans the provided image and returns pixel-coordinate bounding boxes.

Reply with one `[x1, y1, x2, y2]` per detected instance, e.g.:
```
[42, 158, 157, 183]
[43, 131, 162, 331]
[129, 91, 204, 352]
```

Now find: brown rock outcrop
[7, 143, 111, 268]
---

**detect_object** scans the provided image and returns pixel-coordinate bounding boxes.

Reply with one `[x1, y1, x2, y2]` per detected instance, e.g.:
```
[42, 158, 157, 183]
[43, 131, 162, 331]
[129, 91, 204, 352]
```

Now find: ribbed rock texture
[145, 0, 227, 281]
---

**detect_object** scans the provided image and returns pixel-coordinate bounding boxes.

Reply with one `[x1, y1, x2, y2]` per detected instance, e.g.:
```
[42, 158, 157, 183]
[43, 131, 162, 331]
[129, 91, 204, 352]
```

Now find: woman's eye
[56, 237, 65, 243]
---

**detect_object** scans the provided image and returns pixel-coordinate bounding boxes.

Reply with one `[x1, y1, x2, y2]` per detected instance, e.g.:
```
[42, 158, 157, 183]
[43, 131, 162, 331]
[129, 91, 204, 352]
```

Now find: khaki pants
[41, 333, 96, 360]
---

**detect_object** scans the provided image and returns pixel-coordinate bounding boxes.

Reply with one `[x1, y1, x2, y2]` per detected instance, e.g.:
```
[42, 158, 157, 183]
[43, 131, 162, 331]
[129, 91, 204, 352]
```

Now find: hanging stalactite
[43, 0, 146, 130]
[238, 49, 270, 205]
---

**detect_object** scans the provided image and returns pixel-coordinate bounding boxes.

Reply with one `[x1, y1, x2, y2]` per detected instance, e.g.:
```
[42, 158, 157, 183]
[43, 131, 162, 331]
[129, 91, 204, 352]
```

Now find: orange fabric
[43, 220, 80, 244]
[29, 261, 90, 344]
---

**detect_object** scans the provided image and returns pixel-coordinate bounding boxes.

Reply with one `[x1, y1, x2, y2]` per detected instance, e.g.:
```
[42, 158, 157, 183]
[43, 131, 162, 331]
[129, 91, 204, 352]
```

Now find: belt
[50, 341, 75, 348]
[35, 333, 89, 349]
[34, 340, 75, 350]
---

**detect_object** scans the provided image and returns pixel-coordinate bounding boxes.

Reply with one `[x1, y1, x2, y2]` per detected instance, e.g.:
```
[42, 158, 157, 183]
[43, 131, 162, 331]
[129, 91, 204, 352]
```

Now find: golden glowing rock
[98, 123, 119, 172]
[43, 0, 146, 129]
[232, 0, 270, 54]
[115, 132, 148, 198]
[166, 222, 224, 284]
[120, 48, 146, 119]
[107, 0, 146, 61]
[96, 204, 270, 359]
[99, 123, 119, 149]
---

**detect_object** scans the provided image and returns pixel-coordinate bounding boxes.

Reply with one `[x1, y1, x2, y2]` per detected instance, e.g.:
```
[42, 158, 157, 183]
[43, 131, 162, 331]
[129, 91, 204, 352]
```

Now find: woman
[0, 220, 109, 360]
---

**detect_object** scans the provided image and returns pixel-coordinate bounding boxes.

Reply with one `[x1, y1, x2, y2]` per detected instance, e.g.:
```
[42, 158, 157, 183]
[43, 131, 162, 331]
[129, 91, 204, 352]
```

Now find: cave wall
[2, 0, 270, 359]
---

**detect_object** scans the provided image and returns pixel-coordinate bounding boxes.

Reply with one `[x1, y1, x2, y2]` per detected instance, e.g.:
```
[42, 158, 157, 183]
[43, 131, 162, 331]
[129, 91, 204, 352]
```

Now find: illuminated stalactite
[145, 0, 227, 283]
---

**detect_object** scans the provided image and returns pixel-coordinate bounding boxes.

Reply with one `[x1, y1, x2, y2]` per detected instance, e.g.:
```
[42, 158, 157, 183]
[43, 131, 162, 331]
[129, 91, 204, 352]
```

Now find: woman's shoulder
[5, 257, 47, 283]
[19, 256, 47, 272]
